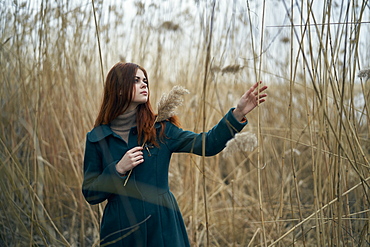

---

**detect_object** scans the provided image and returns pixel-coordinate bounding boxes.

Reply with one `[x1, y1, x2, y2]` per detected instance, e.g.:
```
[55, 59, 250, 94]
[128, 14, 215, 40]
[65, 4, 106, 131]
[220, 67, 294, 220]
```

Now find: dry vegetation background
[1, 0, 369, 246]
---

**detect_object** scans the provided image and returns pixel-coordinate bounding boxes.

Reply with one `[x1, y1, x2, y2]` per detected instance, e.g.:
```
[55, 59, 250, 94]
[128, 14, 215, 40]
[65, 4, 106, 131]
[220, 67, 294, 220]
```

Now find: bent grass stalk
[268, 176, 370, 246]
[91, 0, 105, 85]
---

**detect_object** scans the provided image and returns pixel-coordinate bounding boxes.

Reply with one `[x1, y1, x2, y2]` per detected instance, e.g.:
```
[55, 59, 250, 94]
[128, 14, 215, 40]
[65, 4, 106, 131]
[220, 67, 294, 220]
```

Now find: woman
[82, 62, 267, 246]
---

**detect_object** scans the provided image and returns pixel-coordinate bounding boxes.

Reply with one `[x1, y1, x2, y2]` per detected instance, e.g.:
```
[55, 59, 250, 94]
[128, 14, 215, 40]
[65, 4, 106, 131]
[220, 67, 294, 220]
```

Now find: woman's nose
[141, 81, 147, 88]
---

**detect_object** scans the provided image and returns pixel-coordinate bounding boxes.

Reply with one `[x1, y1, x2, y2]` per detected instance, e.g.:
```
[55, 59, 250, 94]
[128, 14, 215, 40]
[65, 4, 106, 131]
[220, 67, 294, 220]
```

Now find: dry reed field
[1, 0, 369, 246]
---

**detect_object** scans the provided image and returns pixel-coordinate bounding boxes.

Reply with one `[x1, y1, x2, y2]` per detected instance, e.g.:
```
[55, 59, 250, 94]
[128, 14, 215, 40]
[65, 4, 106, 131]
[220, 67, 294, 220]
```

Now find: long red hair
[94, 62, 179, 145]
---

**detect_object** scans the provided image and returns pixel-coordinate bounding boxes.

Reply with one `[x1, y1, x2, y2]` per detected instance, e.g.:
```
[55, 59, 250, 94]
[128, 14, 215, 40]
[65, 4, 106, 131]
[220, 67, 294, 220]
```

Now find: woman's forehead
[135, 69, 146, 78]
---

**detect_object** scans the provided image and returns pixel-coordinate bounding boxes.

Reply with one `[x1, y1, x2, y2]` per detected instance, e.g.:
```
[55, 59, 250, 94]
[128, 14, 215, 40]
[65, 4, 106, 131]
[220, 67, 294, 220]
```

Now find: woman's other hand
[233, 81, 268, 121]
[115, 146, 144, 175]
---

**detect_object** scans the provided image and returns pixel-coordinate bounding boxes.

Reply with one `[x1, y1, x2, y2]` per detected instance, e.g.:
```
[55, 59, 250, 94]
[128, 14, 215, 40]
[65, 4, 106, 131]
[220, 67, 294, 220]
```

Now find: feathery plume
[221, 64, 243, 74]
[222, 132, 257, 157]
[160, 21, 181, 31]
[358, 69, 370, 82]
[156, 85, 189, 122]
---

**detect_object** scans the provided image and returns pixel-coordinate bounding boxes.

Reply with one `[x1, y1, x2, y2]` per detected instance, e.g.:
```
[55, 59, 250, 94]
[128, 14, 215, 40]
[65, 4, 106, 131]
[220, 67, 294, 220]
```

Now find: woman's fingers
[127, 147, 144, 166]
[128, 146, 143, 153]
[248, 81, 268, 98]
[116, 146, 145, 174]
[257, 86, 268, 94]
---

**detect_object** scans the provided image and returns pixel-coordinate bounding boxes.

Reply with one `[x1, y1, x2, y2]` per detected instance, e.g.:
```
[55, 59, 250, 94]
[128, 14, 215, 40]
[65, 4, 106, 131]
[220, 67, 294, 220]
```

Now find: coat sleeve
[82, 135, 127, 205]
[165, 108, 247, 156]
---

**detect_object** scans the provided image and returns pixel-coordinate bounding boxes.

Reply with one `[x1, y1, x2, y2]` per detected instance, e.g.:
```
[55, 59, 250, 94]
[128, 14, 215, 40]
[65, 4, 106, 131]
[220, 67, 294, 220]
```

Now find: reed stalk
[201, 1, 217, 246]
[256, 0, 268, 245]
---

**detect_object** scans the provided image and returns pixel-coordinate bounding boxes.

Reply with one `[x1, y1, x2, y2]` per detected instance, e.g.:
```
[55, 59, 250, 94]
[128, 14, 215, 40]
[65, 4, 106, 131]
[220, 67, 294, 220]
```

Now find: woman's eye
[135, 78, 147, 84]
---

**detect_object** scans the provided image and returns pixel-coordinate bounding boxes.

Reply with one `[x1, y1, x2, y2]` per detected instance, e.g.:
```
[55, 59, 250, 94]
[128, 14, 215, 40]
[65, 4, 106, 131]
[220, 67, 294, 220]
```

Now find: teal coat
[82, 109, 247, 246]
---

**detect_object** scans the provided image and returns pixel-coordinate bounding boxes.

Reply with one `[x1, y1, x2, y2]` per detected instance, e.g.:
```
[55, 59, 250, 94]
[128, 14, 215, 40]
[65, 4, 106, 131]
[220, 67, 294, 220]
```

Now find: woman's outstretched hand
[232, 81, 268, 121]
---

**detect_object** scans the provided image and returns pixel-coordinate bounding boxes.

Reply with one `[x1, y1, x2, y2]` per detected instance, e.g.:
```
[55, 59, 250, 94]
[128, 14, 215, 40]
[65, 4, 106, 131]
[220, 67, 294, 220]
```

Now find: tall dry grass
[1, 0, 369, 246]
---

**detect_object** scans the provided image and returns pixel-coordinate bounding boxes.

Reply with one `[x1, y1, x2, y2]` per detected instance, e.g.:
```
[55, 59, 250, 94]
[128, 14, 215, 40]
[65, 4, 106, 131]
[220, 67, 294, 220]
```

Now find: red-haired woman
[82, 62, 267, 246]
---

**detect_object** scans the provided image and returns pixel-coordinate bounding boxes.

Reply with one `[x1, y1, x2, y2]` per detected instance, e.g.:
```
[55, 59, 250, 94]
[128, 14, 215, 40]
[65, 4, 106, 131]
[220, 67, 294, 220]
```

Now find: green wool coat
[82, 109, 247, 246]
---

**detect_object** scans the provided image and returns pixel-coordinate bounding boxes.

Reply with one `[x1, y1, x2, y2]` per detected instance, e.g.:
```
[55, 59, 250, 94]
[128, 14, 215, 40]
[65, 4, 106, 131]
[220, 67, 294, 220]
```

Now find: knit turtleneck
[110, 109, 137, 143]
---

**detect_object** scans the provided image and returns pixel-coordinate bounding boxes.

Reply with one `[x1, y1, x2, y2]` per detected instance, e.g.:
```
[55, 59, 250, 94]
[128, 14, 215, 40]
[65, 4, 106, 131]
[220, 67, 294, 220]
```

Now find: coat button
[132, 129, 137, 135]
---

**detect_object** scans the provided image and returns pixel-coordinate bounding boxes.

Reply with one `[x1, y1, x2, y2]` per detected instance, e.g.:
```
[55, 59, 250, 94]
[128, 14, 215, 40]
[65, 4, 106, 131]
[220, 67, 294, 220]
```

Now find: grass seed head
[221, 64, 243, 74]
[358, 69, 370, 82]
[156, 85, 190, 122]
[160, 21, 181, 31]
[222, 131, 257, 157]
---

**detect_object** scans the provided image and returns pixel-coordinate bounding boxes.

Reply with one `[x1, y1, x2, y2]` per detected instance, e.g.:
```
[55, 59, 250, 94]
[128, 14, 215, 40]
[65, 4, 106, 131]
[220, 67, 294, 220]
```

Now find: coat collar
[87, 125, 115, 142]
[88, 122, 163, 142]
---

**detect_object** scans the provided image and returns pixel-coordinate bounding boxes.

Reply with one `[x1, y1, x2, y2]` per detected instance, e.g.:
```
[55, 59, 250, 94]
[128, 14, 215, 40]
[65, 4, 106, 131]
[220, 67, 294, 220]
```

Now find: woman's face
[129, 69, 148, 110]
